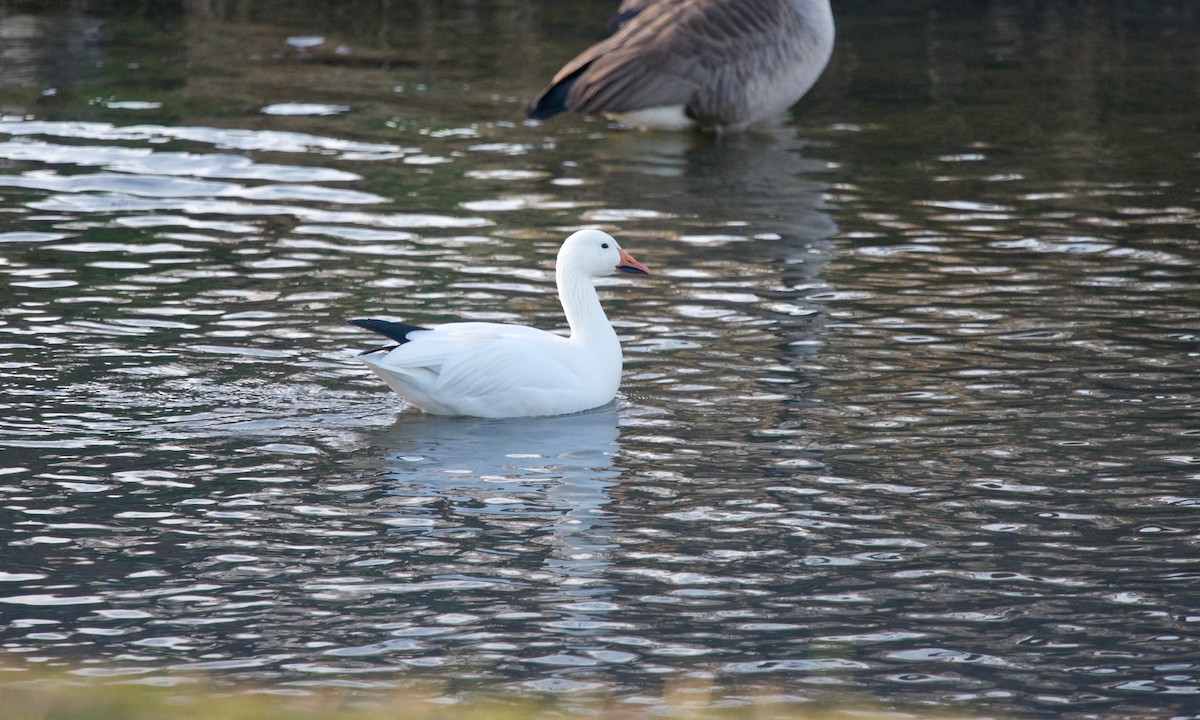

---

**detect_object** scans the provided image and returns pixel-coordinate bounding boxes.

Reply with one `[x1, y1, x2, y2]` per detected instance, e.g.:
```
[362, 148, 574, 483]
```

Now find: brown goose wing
[607, 0, 661, 31]
[529, 0, 798, 121]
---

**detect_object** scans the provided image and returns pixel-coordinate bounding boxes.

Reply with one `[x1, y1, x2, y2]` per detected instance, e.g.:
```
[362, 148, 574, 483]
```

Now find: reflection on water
[371, 407, 621, 580]
[2, 1, 1199, 718]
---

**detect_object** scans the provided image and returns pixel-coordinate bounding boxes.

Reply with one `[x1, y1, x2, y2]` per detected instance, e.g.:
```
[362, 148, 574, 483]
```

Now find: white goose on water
[350, 230, 650, 418]
[527, 0, 835, 132]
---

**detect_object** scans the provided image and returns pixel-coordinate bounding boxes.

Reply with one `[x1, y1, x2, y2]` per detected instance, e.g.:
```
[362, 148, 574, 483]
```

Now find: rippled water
[2, 1, 1198, 717]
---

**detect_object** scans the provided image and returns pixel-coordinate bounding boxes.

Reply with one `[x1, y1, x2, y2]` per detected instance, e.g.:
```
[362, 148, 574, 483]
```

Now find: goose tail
[525, 81, 571, 120]
[349, 318, 430, 345]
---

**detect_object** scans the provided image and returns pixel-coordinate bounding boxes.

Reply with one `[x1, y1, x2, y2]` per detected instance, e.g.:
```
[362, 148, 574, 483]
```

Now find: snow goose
[527, 0, 835, 132]
[350, 230, 650, 418]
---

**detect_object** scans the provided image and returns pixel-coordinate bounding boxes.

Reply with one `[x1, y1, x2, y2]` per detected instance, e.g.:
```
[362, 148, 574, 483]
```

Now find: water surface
[1, 1, 1198, 718]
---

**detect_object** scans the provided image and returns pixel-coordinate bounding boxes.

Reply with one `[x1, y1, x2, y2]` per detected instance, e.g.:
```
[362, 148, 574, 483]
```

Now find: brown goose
[527, 0, 835, 132]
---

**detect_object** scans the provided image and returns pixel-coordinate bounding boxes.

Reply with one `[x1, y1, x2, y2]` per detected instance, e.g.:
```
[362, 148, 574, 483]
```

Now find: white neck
[558, 268, 617, 347]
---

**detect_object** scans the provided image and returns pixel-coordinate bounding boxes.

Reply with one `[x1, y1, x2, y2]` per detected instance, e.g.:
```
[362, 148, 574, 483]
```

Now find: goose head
[558, 229, 650, 278]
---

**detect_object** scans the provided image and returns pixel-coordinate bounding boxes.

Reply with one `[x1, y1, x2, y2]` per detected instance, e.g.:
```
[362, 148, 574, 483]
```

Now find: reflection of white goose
[527, 0, 835, 132]
[371, 406, 621, 577]
[350, 230, 650, 419]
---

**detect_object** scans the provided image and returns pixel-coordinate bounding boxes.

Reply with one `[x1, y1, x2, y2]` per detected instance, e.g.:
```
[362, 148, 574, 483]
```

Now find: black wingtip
[526, 81, 572, 120]
[358, 344, 398, 357]
[349, 318, 429, 345]
[527, 66, 592, 121]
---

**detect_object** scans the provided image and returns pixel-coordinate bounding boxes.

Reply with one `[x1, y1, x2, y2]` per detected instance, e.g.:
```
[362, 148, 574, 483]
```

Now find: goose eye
[601, 243, 610, 249]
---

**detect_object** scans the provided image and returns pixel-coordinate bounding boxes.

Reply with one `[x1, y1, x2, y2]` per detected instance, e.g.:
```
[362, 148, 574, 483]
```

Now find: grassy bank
[0, 676, 923, 720]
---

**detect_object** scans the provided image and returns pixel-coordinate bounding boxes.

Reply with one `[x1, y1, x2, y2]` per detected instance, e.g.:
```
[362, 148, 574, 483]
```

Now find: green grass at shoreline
[0, 675, 937, 720]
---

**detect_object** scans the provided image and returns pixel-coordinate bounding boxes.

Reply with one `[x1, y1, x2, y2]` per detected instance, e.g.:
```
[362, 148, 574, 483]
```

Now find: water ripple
[1, 5, 1198, 717]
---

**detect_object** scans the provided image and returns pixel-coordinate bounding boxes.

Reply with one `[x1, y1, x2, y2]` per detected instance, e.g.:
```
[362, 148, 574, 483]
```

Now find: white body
[356, 231, 647, 418]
